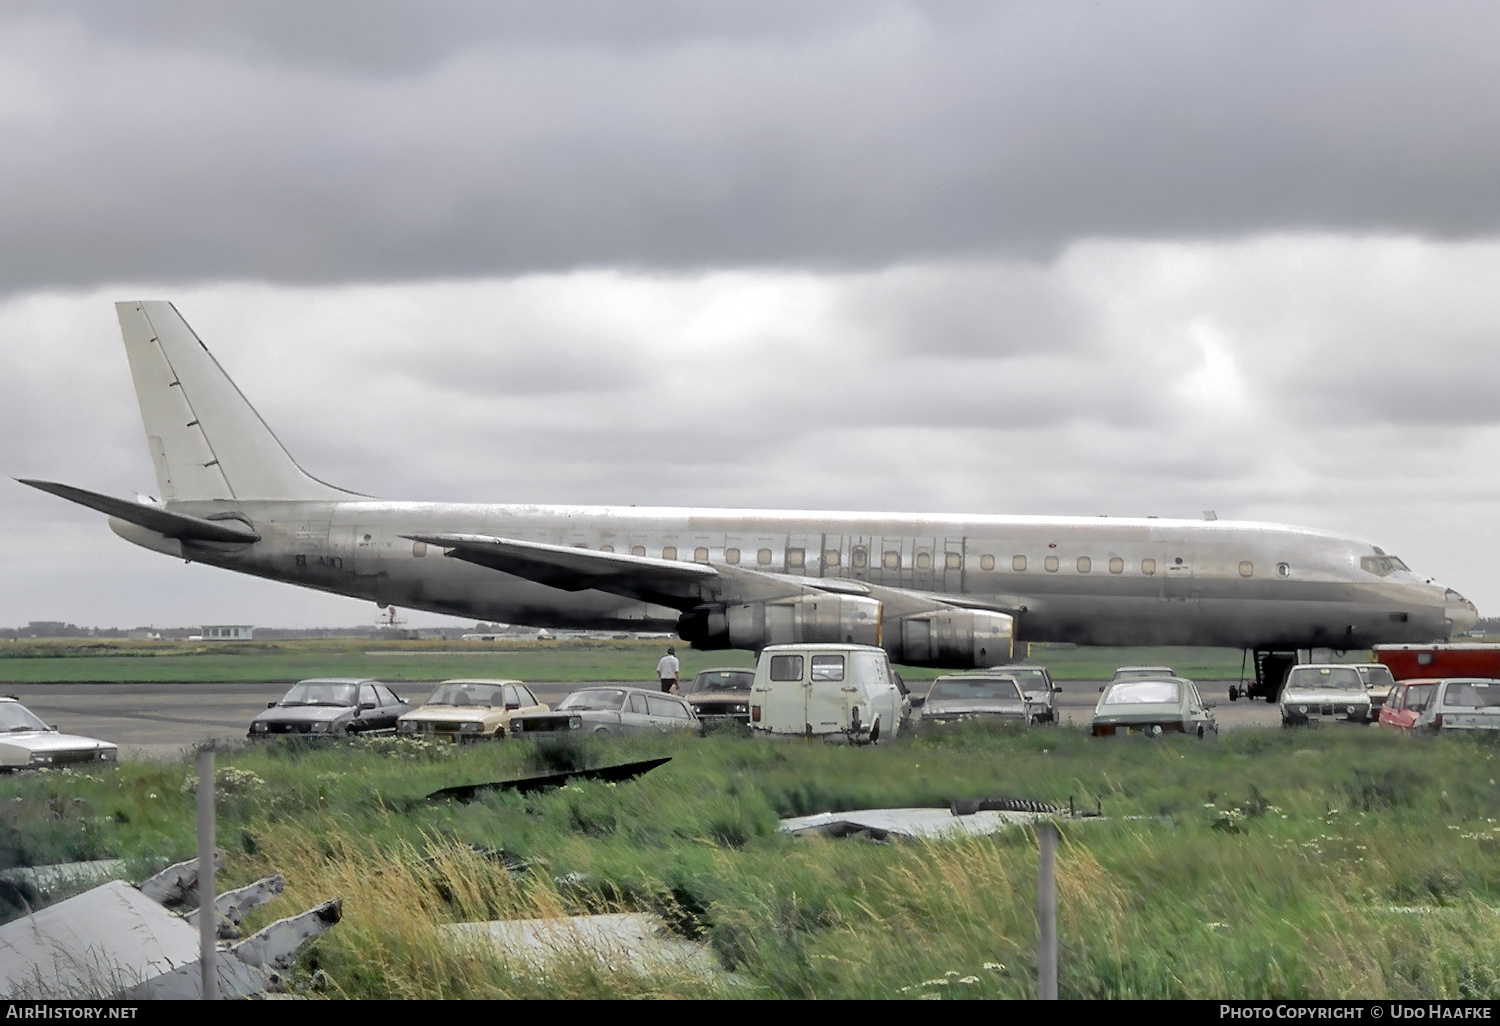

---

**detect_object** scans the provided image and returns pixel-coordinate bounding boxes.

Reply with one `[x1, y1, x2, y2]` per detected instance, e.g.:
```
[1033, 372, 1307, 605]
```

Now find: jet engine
[678, 596, 1014, 669]
[678, 594, 882, 650]
[885, 608, 1014, 668]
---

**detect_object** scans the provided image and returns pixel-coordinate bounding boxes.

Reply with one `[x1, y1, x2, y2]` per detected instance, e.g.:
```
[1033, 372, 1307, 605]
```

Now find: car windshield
[683, 670, 753, 695]
[1357, 666, 1397, 691]
[425, 684, 505, 707]
[1005, 669, 1049, 688]
[1104, 680, 1181, 705]
[1441, 683, 1500, 708]
[1112, 668, 1173, 681]
[1286, 667, 1361, 690]
[929, 679, 1023, 702]
[0, 703, 50, 732]
[281, 682, 358, 706]
[558, 690, 626, 712]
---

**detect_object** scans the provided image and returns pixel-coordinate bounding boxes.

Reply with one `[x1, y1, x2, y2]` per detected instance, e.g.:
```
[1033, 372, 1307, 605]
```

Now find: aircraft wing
[405, 531, 1025, 621]
[405, 533, 723, 608]
[17, 479, 261, 543]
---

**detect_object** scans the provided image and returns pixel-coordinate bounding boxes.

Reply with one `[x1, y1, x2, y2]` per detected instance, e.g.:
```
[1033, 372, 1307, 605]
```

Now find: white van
[748, 643, 905, 742]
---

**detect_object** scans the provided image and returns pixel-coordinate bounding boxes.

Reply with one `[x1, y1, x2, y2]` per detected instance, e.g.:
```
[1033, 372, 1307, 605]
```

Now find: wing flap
[18, 479, 260, 543]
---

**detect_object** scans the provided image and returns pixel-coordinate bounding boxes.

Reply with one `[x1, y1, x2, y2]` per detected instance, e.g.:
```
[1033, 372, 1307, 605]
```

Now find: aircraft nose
[1442, 587, 1479, 638]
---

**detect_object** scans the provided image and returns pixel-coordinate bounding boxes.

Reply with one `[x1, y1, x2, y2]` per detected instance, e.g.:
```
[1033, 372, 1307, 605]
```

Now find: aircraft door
[942, 537, 966, 596]
[849, 535, 875, 582]
[912, 537, 937, 592]
[785, 534, 811, 577]
[1164, 556, 1198, 602]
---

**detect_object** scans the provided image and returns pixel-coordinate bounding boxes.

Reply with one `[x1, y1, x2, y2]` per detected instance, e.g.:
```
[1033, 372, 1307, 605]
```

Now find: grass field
[3, 724, 1498, 999]
[0, 637, 1273, 683]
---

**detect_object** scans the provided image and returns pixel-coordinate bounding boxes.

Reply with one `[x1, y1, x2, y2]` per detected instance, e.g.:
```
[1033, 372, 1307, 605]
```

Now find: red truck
[1374, 644, 1500, 681]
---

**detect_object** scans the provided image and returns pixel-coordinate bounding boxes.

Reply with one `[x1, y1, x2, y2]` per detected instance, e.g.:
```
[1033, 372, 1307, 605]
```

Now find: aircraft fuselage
[111, 499, 1464, 650]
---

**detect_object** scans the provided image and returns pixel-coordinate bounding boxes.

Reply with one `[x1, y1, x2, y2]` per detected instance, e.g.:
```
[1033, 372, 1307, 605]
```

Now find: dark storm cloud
[4, 2, 1500, 295]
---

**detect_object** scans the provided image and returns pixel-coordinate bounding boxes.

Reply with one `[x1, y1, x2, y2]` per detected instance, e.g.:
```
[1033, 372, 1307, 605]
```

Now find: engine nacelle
[886, 609, 1014, 668]
[678, 594, 883, 650]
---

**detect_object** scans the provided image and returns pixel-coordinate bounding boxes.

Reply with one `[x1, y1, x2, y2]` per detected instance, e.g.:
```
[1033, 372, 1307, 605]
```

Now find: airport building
[201, 625, 254, 641]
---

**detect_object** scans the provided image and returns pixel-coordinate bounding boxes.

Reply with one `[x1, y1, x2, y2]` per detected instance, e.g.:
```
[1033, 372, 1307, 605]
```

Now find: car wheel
[1197, 724, 1205, 738]
[869, 718, 880, 743]
[593, 726, 612, 736]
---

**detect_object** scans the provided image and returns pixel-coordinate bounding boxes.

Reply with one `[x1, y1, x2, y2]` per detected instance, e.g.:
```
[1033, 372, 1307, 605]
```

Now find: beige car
[397, 679, 547, 741]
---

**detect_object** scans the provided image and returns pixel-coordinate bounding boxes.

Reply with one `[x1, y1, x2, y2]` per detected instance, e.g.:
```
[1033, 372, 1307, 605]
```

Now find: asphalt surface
[1, 678, 1286, 761]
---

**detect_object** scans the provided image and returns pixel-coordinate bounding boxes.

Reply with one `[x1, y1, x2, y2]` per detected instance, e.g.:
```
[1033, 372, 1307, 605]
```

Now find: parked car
[1351, 663, 1398, 713]
[248, 678, 410, 738]
[1110, 665, 1176, 683]
[749, 643, 905, 742]
[0, 697, 118, 770]
[997, 665, 1060, 722]
[1091, 677, 1217, 737]
[917, 674, 1040, 726]
[508, 686, 699, 737]
[1410, 678, 1500, 733]
[397, 679, 547, 741]
[1278, 665, 1372, 727]
[679, 667, 755, 728]
[1378, 679, 1439, 732]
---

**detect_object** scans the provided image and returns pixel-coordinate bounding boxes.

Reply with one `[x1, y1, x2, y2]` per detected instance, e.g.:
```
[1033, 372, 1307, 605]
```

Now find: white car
[0, 697, 118, 770]
[1412, 678, 1500, 733]
[1278, 665, 1372, 727]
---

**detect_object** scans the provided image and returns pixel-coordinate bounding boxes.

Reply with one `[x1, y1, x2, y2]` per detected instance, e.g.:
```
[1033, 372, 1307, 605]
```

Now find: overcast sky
[3, 1, 1499, 629]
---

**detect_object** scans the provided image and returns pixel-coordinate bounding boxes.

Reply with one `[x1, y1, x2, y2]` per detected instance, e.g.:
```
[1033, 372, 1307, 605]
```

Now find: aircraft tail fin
[116, 302, 364, 502]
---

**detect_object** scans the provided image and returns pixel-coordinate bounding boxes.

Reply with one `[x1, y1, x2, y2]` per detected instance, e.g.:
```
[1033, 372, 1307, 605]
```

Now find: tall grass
[3, 725, 1499, 998]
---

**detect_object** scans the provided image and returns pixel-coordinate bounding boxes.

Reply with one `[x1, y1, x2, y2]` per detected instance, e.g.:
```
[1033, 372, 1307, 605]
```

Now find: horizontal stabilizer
[18, 479, 260, 543]
[406, 533, 717, 608]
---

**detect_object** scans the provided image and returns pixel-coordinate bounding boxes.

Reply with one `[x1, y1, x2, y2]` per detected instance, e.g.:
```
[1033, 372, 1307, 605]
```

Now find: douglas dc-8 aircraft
[19, 303, 1479, 697]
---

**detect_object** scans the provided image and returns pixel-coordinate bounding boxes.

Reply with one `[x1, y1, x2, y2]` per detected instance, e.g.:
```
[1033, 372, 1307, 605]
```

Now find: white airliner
[18, 302, 1478, 695]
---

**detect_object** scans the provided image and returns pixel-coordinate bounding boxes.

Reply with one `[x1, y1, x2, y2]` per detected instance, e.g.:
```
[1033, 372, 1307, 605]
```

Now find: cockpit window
[1360, 555, 1410, 577]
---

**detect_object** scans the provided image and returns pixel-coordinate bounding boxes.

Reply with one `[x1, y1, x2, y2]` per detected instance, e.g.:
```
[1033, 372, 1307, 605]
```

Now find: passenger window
[915, 552, 932, 570]
[647, 695, 687, 718]
[662, 546, 677, 560]
[757, 548, 773, 566]
[1010, 555, 1024, 572]
[769, 655, 804, 681]
[946, 552, 962, 570]
[852, 546, 868, 568]
[411, 541, 427, 557]
[1277, 562, 1291, 577]
[788, 548, 805, 568]
[359, 685, 377, 707]
[694, 547, 709, 563]
[629, 692, 650, 714]
[600, 545, 614, 553]
[631, 545, 646, 557]
[884, 551, 901, 570]
[810, 655, 846, 681]
[1141, 558, 1157, 576]
[1239, 561, 1253, 578]
[1109, 557, 1124, 574]
[1077, 556, 1091, 573]
[824, 549, 840, 567]
[725, 547, 740, 564]
[1044, 555, 1059, 572]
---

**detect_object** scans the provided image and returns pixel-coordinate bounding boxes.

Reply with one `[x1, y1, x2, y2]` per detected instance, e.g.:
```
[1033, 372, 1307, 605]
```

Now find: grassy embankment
[3, 725, 1498, 999]
[0, 637, 1274, 683]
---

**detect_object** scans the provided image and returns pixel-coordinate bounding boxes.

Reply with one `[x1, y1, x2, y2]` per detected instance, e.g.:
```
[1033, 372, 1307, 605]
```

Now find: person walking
[656, 646, 680, 693]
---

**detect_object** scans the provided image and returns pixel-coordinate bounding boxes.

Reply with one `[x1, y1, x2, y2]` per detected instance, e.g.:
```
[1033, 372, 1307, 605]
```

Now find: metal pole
[1037, 823, 1057, 1000]
[197, 748, 217, 1001]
